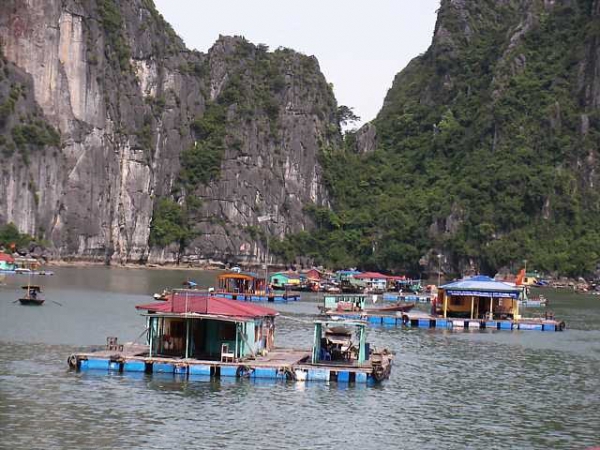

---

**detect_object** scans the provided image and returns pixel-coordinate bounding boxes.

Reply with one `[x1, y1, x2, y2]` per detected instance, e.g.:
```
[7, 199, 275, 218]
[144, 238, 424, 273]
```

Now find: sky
[153, 0, 441, 126]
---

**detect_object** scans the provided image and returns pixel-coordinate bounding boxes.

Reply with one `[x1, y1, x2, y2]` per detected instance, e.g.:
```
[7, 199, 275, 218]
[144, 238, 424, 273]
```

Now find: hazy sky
[154, 1, 440, 126]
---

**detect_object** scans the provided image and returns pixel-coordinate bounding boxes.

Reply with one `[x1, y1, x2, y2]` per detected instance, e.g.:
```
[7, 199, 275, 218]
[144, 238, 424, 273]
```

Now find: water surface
[0, 267, 599, 449]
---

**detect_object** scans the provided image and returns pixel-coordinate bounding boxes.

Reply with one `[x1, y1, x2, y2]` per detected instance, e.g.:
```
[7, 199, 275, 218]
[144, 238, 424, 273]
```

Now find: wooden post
[159, 317, 164, 354]
[470, 297, 474, 319]
[358, 325, 366, 364]
[148, 317, 153, 358]
[235, 323, 239, 359]
[489, 297, 493, 320]
[185, 318, 190, 359]
[312, 323, 322, 364]
[443, 292, 448, 318]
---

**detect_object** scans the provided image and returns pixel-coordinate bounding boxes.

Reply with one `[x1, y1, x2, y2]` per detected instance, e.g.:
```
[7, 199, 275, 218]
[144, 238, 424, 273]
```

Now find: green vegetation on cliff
[180, 103, 227, 189]
[275, 0, 600, 277]
[149, 198, 189, 248]
[0, 223, 34, 249]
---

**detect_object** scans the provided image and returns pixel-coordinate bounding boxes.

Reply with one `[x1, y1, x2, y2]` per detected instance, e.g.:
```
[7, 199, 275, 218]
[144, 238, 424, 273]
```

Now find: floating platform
[0, 269, 54, 276]
[67, 345, 379, 384]
[215, 292, 301, 302]
[521, 300, 547, 308]
[329, 311, 565, 331]
[382, 293, 432, 303]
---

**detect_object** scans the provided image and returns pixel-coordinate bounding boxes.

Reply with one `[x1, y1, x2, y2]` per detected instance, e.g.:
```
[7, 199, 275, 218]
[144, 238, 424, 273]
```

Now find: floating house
[0, 252, 15, 271]
[438, 275, 520, 320]
[353, 272, 389, 293]
[269, 272, 301, 289]
[14, 257, 40, 271]
[335, 270, 362, 282]
[388, 276, 422, 293]
[217, 271, 266, 294]
[304, 268, 323, 281]
[216, 271, 300, 302]
[67, 292, 394, 383]
[135, 292, 277, 360]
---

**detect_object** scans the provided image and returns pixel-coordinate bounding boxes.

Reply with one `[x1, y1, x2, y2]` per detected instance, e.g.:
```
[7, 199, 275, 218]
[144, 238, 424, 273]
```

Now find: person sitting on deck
[319, 338, 331, 361]
[30, 288, 37, 299]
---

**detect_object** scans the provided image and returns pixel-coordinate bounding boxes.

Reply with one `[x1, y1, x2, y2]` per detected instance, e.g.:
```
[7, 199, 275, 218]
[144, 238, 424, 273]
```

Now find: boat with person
[66, 290, 394, 384]
[18, 285, 44, 305]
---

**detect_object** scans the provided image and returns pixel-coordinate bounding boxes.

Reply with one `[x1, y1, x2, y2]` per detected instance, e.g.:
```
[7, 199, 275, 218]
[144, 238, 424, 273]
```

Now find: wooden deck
[73, 343, 310, 367]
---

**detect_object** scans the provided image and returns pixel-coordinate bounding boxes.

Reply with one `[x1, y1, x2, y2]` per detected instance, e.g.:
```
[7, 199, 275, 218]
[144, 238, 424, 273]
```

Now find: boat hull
[18, 298, 45, 305]
[366, 302, 415, 313]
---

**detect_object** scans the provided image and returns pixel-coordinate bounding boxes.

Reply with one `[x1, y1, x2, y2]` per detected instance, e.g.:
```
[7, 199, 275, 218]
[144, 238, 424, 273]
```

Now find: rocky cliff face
[0, 0, 339, 264]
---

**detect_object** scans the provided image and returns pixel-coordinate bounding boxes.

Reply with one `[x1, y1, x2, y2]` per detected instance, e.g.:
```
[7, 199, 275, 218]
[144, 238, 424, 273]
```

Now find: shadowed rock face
[0, 0, 340, 264]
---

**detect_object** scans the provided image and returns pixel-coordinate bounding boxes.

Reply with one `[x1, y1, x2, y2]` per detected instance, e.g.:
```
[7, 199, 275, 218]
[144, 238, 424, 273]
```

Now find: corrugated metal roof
[136, 292, 278, 318]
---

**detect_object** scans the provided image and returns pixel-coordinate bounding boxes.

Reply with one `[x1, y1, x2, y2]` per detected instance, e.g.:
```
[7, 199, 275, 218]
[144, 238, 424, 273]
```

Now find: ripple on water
[0, 269, 600, 449]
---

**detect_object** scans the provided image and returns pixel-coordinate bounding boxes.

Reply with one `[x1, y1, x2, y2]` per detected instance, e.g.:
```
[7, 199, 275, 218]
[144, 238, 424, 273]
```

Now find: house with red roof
[0, 252, 15, 271]
[136, 291, 278, 361]
[353, 272, 390, 293]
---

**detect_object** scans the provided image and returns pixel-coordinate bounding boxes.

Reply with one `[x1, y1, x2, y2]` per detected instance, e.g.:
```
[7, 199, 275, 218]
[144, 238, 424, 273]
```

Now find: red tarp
[136, 292, 278, 318]
[353, 271, 390, 280]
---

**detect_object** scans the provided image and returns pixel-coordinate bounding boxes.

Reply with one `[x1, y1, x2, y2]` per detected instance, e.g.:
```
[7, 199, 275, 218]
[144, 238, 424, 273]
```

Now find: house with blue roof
[438, 275, 521, 320]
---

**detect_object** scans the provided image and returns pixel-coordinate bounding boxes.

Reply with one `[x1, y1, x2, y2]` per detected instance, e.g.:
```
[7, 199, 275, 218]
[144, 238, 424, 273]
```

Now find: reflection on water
[0, 267, 599, 449]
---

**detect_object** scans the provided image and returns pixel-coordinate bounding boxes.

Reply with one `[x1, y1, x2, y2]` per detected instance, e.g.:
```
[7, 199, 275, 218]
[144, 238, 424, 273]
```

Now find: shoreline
[46, 260, 226, 271]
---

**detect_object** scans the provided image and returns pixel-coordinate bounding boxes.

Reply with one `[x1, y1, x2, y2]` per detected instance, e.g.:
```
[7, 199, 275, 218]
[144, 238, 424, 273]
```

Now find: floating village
[1, 247, 579, 384]
[39, 262, 574, 386]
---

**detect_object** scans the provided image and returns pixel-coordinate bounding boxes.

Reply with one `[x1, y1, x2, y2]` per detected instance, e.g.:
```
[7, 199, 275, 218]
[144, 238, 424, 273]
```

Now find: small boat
[319, 294, 415, 318]
[521, 294, 548, 308]
[19, 285, 44, 305]
[366, 302, 415, 313]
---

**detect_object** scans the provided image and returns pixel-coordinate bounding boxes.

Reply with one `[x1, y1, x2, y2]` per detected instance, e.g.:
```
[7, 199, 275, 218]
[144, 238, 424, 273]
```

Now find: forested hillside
[274, 0, 600, 277]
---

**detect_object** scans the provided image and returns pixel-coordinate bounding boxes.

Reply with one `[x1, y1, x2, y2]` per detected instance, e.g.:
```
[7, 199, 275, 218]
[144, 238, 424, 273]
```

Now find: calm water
[0, 267, 599, 449]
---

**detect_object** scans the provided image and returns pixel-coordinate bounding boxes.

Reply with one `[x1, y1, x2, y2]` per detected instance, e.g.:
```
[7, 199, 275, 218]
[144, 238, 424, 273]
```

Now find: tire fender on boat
[236, 365, 253, 378]
[67, 354, 78, 370]
[372, 364, 387, 382]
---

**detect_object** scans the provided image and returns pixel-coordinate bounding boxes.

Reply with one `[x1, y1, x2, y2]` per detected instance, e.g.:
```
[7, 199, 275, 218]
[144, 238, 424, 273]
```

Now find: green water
[0, 267, 599, 449]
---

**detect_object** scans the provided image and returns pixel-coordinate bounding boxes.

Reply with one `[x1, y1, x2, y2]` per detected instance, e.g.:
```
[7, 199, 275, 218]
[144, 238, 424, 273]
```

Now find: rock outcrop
[0, 0, 340, 264]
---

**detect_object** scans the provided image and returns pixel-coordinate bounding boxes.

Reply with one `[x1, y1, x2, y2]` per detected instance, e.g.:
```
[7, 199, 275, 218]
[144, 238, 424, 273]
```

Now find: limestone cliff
[0, 0, 339, 264]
